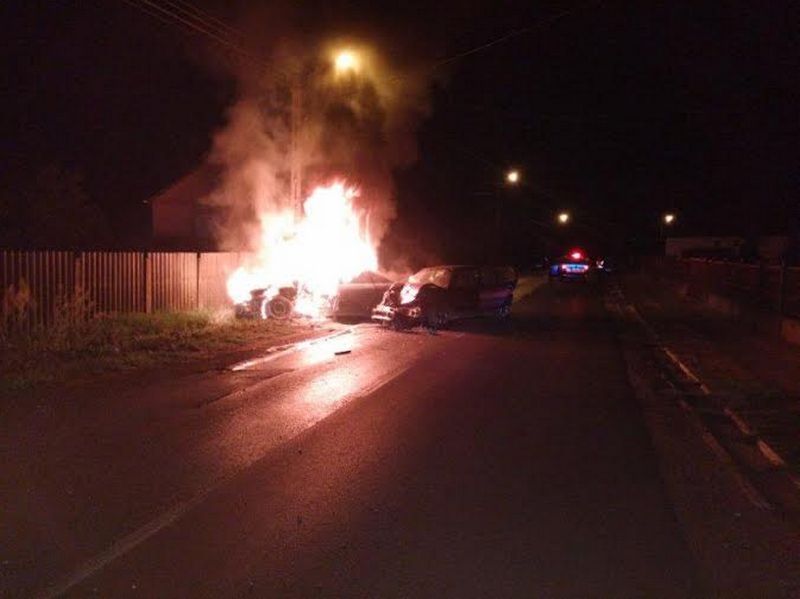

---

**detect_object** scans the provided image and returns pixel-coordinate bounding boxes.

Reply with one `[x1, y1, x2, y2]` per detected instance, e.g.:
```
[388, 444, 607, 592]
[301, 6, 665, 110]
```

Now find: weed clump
[0, 291, 300, 394]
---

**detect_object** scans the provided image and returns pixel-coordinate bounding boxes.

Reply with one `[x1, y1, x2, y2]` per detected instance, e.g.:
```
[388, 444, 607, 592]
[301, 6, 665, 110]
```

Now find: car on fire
[234, 271, 393, 321]
[371, 265, 517, 330]
[548, 249, 594, 282]
[234, 286, 297, 320]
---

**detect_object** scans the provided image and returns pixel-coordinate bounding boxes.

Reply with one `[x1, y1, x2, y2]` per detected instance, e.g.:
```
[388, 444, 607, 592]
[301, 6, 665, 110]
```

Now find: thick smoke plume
[202, 14, 433, 260]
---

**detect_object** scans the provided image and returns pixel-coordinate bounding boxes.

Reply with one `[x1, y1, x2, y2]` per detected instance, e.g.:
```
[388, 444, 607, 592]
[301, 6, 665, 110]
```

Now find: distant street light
[506, 169, 520, 185]
[334, 50, 359, 74]
[660, 212, 677, 242]
[557, 212, 570, 225]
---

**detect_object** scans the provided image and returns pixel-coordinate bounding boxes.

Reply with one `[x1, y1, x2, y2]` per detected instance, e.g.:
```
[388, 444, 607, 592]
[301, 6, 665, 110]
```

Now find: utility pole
[290, 77, 303, 217]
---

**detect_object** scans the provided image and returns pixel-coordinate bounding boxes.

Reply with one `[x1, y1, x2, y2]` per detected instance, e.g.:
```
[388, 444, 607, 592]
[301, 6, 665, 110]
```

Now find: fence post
[196, 252, 201, 311]
[143, 252, 152, 314]
[779, 260, 788, 316]
[73, 251, 83, 300]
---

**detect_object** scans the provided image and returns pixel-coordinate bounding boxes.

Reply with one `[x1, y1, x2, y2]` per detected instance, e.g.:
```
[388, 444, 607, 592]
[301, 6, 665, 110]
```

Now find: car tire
[495, 303, 511, 319]
[425, 309, 449, 330]
[267, 295, 293, 320]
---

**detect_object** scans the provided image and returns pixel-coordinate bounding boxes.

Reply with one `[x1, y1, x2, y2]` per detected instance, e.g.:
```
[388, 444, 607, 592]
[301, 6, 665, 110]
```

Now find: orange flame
[227, 182, 378, 318]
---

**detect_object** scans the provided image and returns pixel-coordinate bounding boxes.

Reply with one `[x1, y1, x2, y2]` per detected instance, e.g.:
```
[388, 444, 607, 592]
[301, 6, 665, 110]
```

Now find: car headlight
[400, 285, 419, 305]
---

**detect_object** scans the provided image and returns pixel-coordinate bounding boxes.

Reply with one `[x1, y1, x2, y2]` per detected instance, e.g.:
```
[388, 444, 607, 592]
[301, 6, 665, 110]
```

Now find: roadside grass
[513, 274, 547, 303]
[0, 311, 304, 394]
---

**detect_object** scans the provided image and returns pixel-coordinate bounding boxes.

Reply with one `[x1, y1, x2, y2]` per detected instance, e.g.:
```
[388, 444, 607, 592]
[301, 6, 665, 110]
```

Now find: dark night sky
[1, 1, 797, 259]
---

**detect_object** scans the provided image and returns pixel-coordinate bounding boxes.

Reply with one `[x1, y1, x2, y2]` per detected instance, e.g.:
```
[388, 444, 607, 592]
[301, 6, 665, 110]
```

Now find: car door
[479, 267, 502, 312]
[448, 267, 480, 314]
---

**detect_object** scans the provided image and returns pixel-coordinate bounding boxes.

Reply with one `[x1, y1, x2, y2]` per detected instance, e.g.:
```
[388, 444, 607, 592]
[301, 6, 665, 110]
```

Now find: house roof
[149, 165, 221, 208]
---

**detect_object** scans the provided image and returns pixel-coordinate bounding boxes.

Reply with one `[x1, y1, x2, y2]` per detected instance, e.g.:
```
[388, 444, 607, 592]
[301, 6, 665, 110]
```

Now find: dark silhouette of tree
[0, 165, 111, 249]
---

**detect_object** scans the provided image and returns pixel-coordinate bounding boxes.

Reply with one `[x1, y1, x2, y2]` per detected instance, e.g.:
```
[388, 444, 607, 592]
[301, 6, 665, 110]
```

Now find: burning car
[234, 271, 393, 321]
[233, 286, 300, 320]
[226, 182, 382, 321]
[372, 265, 517, 330]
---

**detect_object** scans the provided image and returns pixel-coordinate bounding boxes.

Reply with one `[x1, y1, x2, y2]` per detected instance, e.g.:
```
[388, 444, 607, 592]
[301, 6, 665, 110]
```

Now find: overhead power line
[125, 0, 601, 84]
[431, 0, 602, 71]
[121, 0, 268, 70]
[166, 0, 247, 40]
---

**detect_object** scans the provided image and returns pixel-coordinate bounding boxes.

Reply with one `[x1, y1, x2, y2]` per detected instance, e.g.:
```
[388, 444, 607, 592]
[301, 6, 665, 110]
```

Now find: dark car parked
[329, 272, 393, 320]
[372, 265, 517, 330]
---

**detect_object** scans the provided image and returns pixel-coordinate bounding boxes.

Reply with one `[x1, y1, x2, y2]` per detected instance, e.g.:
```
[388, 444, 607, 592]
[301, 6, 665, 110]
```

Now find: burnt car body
[234, 272, 392, 321]
[372, 265, 517, 329]
[234, 286, 298, 320]
[329, 272, 393, 320]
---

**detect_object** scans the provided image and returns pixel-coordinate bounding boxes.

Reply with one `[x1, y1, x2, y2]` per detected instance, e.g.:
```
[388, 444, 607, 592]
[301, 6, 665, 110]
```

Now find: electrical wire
[121, 0, 268, 69]
[431, 0, 602, 71]
[166, 0, 247, 40]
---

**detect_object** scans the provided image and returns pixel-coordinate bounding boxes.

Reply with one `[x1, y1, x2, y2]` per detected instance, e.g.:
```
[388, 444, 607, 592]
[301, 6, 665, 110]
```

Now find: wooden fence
[1, 251, 252, 328]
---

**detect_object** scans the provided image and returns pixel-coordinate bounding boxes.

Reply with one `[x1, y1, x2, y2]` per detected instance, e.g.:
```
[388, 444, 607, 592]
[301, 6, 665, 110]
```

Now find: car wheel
[496, 303, 511, 319]
[425, 309, 448, 330]
[267, 295, 293, 320]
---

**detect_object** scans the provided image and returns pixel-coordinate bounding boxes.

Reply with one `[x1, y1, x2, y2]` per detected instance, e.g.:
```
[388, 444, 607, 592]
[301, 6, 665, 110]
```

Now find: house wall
[153, 199, 195, 241]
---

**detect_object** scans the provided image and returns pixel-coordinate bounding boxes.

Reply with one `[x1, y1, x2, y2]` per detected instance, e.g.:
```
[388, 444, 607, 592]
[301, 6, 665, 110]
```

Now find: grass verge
[0, 311, 305, 394]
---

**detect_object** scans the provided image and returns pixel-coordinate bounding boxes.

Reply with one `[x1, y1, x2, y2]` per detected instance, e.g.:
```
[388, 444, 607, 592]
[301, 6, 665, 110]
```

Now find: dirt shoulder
[621, 273, 800, 463]
[0, 312, 349, 409]
[609, 281, 800, 597]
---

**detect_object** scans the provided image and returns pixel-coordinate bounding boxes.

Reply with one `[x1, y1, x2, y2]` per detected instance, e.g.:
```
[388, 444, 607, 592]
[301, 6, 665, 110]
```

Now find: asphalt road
[6, 281, 702, 597]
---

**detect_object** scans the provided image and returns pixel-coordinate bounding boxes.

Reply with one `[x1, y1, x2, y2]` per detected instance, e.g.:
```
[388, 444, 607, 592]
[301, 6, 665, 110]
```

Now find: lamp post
[506, 169, 520, 185]
[557, 211, 570, 225]
[290, 77, 303, 215]
[660, 212, 676, 242]
[334, 50, 359, 74]
[290, 49, 362, 215]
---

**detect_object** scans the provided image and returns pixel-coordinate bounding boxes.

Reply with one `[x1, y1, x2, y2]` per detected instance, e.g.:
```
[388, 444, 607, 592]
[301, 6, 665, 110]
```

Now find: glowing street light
[557, 212, 570, 225]
[663, 212, 676, 225]
[334, 50, 359, 74]
[506, 169, 520, 185]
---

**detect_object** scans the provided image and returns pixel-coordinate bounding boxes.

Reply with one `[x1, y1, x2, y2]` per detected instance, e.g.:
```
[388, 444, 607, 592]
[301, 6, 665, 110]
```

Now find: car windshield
[408, 267, 451, 288]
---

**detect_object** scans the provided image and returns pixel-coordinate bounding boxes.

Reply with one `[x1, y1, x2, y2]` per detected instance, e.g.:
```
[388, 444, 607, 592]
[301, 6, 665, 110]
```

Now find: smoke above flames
[202, 16, 434, 257]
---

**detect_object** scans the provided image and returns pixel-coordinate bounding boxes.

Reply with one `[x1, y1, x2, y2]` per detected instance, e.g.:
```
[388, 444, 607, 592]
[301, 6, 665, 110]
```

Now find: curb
[629, 302, 800, 487]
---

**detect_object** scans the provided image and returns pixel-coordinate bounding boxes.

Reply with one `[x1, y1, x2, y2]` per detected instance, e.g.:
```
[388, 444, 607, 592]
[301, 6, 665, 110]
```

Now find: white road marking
[230, 328, 353, 371]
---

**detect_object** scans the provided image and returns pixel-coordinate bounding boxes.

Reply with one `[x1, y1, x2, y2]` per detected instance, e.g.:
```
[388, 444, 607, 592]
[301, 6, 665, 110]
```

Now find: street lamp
[659, 212, 676, 242]
[334, 50, 359, 74]
[506, 169, 520, 185]
[557, 211, 570, 225]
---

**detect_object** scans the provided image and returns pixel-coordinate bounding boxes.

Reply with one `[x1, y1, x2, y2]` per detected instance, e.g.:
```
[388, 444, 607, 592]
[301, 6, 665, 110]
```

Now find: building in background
[665, 235, 790, 263]
[148, 167, 221, 250]
[665, 236, 744, 259]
